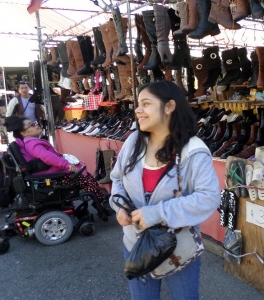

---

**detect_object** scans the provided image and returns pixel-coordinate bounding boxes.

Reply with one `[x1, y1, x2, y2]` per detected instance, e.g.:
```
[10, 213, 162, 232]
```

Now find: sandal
[236, 159, 248, 198]
[245, 165, 258, 201]
[227, 161, 242, 198]
[251, 162, 264, 200]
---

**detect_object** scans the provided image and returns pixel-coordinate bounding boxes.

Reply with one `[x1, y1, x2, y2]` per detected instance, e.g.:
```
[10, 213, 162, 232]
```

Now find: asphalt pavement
[0, 206, 263, 300]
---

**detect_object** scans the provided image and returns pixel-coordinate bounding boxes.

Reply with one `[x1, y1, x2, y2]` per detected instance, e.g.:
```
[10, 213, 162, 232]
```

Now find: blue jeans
[124, 246, 201, 300]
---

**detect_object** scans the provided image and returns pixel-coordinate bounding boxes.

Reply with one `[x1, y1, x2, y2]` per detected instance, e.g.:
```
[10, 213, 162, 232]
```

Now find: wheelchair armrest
[24, 172, 67, 180]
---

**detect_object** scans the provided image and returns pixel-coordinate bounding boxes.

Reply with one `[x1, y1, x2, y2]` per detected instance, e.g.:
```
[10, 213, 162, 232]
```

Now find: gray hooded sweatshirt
[109, 131, 221, 252]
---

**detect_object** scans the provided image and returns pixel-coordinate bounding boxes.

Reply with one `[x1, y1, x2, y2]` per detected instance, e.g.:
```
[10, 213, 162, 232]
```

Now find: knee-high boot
[57, 42, 70, 78]
[191, 57, 208, 97]
[91, 27, 106, 66]
[66, 41, 78, 76]
[134, 14, 144, 65]
[116, 63, 133, 100]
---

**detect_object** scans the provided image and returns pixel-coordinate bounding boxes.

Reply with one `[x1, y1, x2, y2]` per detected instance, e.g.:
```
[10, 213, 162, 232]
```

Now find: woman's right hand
[68, 164, 77, 172]
[116, 208, 132, 227]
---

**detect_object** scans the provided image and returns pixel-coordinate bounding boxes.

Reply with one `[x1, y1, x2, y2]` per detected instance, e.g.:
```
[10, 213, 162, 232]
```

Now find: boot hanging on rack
[57, 42, 70, 78]
[247, 50, 259, 88]
[134, 14, 144, 65]
[166, 7, 180, 34]
[188, 0, 220, 39]
[208, 0, 241, 30]
[248, 0, 264, 19]
[167, 34, 191, 70]
[202, 46, 222, 88]
[172, 1, 188, 37]
[151, 68, 165, 81]
[182, 0, 199, 34]
[153, 4, 172, 65]
[47, 47, 59, 66]
[93, 69, 101, 94]
[137, 70, 151, 88]
[105, 67, 115, 101]
[191, 57, 208, 97]
[91, 27, 106, 66]
[66, 41, 77, 76]
[236, 47, 252, 84]
[187, 66, 195, 99]
[142, 10, 161, 70]
[69, 41, 85, 79]
[232, 0, 250, 22]
[256, 47, 264, 89]
[99, 68, 109, 101]
[116, 63, 133, 100]
[111, 65, 121, 95]
[175, 68, 188, 95]
[217, 48, 241, 86]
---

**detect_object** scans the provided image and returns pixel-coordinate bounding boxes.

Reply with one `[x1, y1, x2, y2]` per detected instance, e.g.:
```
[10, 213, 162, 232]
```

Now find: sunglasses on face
[23, 122, 38, 130]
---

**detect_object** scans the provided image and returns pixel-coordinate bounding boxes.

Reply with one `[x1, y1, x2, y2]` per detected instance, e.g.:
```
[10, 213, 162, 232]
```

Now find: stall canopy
[0, 0, 264, 66]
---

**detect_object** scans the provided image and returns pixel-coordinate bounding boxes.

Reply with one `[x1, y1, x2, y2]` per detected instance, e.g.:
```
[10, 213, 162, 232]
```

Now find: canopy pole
[35, 10, 56, 148]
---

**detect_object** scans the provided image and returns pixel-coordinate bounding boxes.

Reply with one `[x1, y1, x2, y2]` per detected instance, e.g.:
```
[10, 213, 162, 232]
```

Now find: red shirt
[142, 164, 168, 193]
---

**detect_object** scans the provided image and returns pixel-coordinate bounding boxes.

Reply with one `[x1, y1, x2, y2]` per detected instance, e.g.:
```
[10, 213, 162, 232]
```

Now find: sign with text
[246, 201, 264, 229]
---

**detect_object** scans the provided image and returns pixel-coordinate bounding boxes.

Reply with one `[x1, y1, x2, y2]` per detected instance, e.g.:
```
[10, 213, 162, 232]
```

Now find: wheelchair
[0, 141, 108, 252]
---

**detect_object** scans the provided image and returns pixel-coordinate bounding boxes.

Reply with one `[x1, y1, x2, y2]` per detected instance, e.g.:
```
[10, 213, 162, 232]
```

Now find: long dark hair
[125, 80, 198, 174]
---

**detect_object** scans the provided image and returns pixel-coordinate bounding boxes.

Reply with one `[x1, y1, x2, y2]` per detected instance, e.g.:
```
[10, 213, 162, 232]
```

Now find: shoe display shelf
[224, 156, 264, 295]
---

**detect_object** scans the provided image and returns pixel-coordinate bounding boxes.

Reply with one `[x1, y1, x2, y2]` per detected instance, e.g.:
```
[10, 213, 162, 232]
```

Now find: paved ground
[0, 206, 263, 300]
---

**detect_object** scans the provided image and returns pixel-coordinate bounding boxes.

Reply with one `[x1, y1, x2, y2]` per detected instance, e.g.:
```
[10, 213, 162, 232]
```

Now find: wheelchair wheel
[79, 221, 95, 237]
[34, 211, 73, 245]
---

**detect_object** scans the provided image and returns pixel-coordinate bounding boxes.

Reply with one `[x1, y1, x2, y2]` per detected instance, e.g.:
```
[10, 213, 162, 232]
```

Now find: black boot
[111, 65, 121, 95]
[217, 48, 241, 86]
[111, 6, 128, 56]
[57, 42, 70, 78]
[208, 121, 233, 153]
[256, 107, 264, 146]
[167, 34, 191, 70]
[91, 27, 106, 66]
[188, 0, 220, 40]
[236, 47, 252, 84]
[202, 46, 222, 88]
[142, 10, 161, 70]
[151, 68, 165, 81]
[248, 0, 264, 18]
[248, 51, 259, 88]
[76, 36, 94, 76]
[134, 14, 144, 64]
[99, 68, 109, 101]
[167, 7, 180, 34]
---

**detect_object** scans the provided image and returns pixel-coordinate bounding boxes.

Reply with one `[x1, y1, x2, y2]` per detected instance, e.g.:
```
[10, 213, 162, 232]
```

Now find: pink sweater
[16, 137, 70, 175]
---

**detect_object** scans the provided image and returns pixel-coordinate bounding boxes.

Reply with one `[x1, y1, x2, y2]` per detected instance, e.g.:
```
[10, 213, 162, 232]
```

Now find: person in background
[7, 94, 14, 104]
[6, 81, 45, 122]
[109, 80, 221, 300]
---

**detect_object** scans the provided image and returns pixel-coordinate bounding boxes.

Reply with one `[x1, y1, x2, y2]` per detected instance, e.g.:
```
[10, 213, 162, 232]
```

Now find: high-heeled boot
[182, 0, 199, 34]
[134, 14, 144, 65]
[172, 1, 188, 37]
[91, 27, 106, 66]
[256, 47, 264, 89]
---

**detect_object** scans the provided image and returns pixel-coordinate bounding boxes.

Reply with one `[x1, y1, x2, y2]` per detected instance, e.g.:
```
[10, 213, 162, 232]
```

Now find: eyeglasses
[23, 122, 38, 130]
[18, 81, 28, 84]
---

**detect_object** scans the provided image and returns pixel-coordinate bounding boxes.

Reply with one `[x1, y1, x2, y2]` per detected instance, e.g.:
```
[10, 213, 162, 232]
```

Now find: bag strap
[112, 194, 137, 215]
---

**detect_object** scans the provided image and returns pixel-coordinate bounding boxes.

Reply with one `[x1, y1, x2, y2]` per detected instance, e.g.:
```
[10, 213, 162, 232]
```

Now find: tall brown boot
[212, 120, 227, 142]
[70, 41, 86, 79]
[256, 47, 264, 89]
[191, 57, 208, 97]
[47, 47, 58, 66]
[137, 15, 152, 71]
[100, 23, 112, 68]
[182, 0, 199, 34]
[172, 2, 188, 37]
[232, 0, 250, 22]
[66, 41, 77, 75]
[116, 63, 133, 100]
[208, 0, 241, 30]
[246, 122, 259, 145]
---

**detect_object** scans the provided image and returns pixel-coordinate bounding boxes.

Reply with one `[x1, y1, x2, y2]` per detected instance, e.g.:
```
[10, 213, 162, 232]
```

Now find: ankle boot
[182, 0, 199, 34]
[256, 47, 264, 89]
[167, 34, 191, 70]
[232, 0, 250, 22]
[188, 0, 220, 39]
[175, 68, 188, 95]
[142, 10, 161, 70]
[111, 7, 128, 56]
[167, 7, 180, 34]
[248, 0, 264, 18]
[75, 36, 94, 77]
[153, 4, 172, 65]
[202, 46, 222, 88]
[172, 2, 188, 37]
[137, 15, 152, 70]
[93, 69, 101, 93]
[57, 42, 70, 78]
[246, 122, 259, 145]
[217, 48, 241, 86]
[69, 41, 85, 79]
[134, 14, 144, 64]
[208, 0, 241, 30]
[247, 50, 259, 88]
[191, 57, 208, 97]
[211, 120, 227, 142]
[116, 63, 132, 100]
[209, 121, 233, 153]
[236, 47, 252, 84]
[91, 27, 106, 66]
[66, 41, 78, 76]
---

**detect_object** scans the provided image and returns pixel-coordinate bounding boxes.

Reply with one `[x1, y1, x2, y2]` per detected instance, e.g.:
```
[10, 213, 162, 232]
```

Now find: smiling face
[135, 88, 173, 134]
[20, 119, 42, 138]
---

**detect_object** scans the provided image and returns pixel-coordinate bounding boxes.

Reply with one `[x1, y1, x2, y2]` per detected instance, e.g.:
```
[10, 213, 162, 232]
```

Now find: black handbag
[112, 194, 177, 280]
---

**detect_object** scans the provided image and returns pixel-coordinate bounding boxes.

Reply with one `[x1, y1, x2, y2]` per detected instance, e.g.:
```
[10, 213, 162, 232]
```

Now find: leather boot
[187, 67, 195, 99]
[142, 10, 161, 70]
[111, 7, 128, 56]
[91, 27, 106, 66]
[153, 4, 172, 65]
[191, 57, 208, 97]
[232, 0, 250, 22]
[167, 34, 191, 70]
[188, 0, 220, 39]
[116, 63, 132, 100]
[69, 41, 85, 79]
[246, 122, 259, 145]
[66, 41, 77, 75]
[134, 14, 144, 65]
[208, 0, 241, 30]
[211, 120, 227, 142]
[167, 7, 180, 34]
[256, 47, 264, 89]
[99, 68, 108, 101]
[248, 0, 264, 18]
[217, 48, 241, 86]
[175, 68, 188, 95]
[172, 1, 188, 37]
[57, 42, 70, 78]
[47, 47, 58, 66]
[100, 23, 113, 68]
[208, 121, 233, 153]
[202, 46, 222, 88]
[247, 50, 259, 88]
[236, 47, 252, 84]
[105, 67, 115, 101]
[111, 65, 121, 95]
[182, 0, 199, 34]
[137, 15, 152, 70]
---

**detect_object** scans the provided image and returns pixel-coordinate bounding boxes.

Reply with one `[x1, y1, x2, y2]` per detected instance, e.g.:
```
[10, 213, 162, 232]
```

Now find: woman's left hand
[131, 209, 148, 230]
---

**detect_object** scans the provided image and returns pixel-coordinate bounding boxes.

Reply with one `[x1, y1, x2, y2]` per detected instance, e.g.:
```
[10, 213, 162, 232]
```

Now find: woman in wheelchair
[4, 116, 113, 218]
